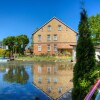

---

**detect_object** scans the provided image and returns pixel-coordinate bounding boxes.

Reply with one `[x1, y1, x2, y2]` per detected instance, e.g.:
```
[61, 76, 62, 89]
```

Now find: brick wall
[33, 18, 77, 55]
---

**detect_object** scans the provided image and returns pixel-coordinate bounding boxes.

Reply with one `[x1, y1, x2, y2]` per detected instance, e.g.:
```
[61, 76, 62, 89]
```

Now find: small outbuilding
[71, 45, 100, 62]
[95, 46, 100, 61]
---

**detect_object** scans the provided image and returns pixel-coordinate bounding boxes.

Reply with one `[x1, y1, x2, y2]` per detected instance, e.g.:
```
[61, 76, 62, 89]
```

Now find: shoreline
[14, 56, 74, 63]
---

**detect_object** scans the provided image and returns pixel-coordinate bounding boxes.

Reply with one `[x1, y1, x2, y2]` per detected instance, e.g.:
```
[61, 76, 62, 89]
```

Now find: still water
[0, 61, 73, 100]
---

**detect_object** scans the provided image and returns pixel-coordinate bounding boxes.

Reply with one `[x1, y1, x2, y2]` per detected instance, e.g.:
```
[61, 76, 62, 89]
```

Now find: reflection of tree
[3, 66, 29, 84]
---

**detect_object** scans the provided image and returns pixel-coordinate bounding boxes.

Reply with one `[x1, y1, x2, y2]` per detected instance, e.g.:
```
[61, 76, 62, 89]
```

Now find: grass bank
[15, 55, 72, 62]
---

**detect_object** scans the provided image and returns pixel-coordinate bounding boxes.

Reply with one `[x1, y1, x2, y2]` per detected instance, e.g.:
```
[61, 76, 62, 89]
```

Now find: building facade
[32, 17, 77, 55]
[0, 41, 7, 49]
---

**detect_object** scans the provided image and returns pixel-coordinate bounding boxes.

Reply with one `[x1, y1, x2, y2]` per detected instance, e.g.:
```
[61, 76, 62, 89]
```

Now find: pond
[0, 61, 73, 100]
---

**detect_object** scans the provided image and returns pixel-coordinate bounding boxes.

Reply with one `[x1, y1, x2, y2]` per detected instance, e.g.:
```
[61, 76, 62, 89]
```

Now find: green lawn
[16, 55, 72, 62]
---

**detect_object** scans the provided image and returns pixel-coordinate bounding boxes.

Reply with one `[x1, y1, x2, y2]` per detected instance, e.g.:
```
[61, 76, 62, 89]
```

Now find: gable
[32, 17, 78, 35]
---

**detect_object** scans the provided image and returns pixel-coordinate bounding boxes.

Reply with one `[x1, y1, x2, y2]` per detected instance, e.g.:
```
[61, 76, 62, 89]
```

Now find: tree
[4, 65, 29, 84]
[18, 34, 29, 55]
[88, 14, 100, 45]
[3, 34, 29, 56]
[3, 36, 15, 56]
[72, 8, 98, 100]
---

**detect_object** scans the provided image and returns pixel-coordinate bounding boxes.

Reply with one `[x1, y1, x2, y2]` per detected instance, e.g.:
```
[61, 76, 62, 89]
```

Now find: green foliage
[3, 34, 29, 56]
[0, 48, 6, 56]
[88, 14, 100, 45]
[72, 8, 98, 100]
[5, 50, 10, 57]
[3, 36, 15, 55]
[17, 35, 29, 55]
[0, 49, 10, 57]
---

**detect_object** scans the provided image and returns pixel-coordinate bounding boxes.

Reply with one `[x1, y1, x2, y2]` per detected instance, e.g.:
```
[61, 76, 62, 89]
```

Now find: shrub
[0, 48, 6, 56]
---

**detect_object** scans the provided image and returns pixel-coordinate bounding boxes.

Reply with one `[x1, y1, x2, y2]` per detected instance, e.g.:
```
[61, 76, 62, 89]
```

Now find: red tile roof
[57, 44, 73, 49]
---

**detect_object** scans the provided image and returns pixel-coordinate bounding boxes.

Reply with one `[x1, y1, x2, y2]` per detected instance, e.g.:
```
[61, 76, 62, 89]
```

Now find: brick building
[32, 17, 77, 55]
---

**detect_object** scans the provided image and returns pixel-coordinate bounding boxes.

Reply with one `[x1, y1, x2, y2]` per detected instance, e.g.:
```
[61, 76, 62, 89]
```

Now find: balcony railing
[84, 78, 100, 100]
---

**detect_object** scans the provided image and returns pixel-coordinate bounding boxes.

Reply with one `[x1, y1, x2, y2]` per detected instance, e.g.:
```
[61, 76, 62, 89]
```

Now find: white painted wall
[72, 46, 76, 62]
[95, 48, 100, 61]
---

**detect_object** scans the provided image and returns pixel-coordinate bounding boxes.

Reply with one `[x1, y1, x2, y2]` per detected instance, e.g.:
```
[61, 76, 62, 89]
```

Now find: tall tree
[72, 8, 98, 100]
[88, 14, 100, 45]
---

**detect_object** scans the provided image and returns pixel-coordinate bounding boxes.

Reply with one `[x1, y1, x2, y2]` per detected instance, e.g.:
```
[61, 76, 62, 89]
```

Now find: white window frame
[38, 66, 42, 73]
[58, 25, 62, 31]
[47, 44, 51, 51]
[54, 44, 57, 51]
[48, 25, 51, 31]
[58, 87, 62, 93]
[53, 77, 58, 83]
[53, 34, 57, 41]
[47, 86, 51, 93]
[38, 35, 41, 41]
[47, 77, 51, 83]
[38, 45, 42, 51]
[47, 67, 51, 73]
[47, 35, 51, 41]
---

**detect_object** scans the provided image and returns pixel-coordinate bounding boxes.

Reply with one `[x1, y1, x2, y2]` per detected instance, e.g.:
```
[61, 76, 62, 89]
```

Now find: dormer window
[58, 25, 62, 31]
[48, 25, 51, 31]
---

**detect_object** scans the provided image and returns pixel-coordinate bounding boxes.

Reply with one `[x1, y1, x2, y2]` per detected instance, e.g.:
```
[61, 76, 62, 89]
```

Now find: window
[53, 77, 58, 83]
[58, 25, 62, 31]
[54, 44, 57, 51]
[47, 77, 51, 83]
[38, 66, 42, 73]
[38, 35, 41, 41]
[38, 45, 42, 51]
[47, 67, 51, 73]
[47, 87, 51, 93]
[38, 77, 42, 83]
[58, 87, 62, 93]
[47, 35, 51, 41]
[47, 44, 50, 51]
[54, 66, 57, 73]
[48, 25, 51, 31]
[53, 34, 57, 41]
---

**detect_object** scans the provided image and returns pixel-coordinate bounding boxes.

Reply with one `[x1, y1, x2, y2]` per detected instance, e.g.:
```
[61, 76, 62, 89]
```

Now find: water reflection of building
[33, 63, 73, 99]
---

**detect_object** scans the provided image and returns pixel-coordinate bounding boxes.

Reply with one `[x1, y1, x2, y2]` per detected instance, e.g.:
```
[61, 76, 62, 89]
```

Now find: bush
[40, 52, 50, 57]
[0, 48, 6, 57]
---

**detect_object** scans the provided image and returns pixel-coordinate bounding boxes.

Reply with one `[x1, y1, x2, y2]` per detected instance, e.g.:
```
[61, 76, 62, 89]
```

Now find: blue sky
[0, 0, 100, 43]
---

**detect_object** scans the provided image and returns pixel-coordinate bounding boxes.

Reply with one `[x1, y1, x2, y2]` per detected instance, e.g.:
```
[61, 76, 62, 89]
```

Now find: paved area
[57, 90, 72, 100]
